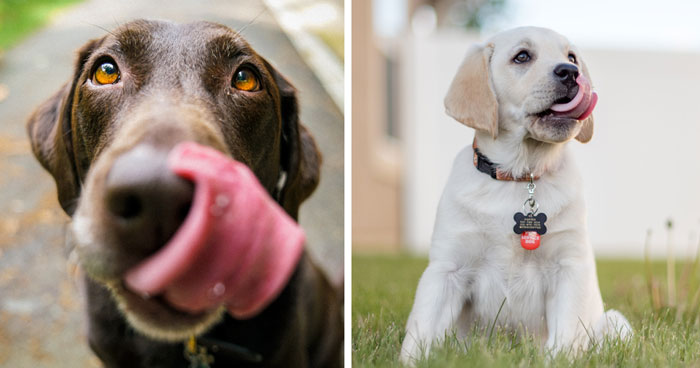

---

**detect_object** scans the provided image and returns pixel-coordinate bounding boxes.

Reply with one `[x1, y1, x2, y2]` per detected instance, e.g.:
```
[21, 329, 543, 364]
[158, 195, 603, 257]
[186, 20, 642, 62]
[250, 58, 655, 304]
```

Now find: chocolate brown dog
[27, 19, 341, 367]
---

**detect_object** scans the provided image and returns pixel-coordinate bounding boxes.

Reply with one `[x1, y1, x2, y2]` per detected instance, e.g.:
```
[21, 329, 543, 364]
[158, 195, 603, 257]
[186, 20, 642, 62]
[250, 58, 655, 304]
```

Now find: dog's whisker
[235, 8, 268, 36]
[82, 21, 118, 38]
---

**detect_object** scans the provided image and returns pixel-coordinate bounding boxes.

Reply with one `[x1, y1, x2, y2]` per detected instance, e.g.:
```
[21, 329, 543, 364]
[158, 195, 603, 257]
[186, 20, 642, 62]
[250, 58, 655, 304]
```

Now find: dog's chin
[527, 112, 581, 143]
[103, 280, 225, 342]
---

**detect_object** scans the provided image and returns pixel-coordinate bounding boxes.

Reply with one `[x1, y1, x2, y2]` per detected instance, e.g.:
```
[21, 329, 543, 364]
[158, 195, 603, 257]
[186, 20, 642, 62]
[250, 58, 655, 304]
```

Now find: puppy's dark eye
[232, 67, 260, 92]
[513, 51, 531, 64]
[93, 61, 120, 85]
[568, 53, 577, 64]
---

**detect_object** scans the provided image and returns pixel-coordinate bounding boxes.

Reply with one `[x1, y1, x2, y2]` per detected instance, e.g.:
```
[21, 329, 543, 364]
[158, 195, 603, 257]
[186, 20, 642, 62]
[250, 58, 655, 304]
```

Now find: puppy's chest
[463, 193, 569, 318]
[469, 250, 557, 332]
[456, 192, 581, 333]
[451, 176, 579, 246]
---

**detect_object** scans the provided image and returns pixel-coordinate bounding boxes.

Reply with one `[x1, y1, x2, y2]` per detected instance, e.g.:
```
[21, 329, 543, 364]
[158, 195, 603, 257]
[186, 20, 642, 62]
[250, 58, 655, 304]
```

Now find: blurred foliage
[0, 0, 84, 51]
[313, 29, 343, 60]
[467, 0, 506, 29]
[445, 0, 507, 30]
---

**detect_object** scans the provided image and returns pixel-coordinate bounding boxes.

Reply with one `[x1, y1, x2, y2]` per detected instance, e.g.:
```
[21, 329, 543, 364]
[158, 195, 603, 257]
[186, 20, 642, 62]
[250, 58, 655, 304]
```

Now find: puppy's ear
[264, 60, 321, 220]
[26, 38, 101, 215]
[444, 43, 498, 137]
[575, 59, 595, 143]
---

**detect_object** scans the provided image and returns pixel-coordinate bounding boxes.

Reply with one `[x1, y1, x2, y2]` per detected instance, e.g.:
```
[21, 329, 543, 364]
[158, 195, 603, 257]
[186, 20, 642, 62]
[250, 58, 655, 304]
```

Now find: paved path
[0, 1, 343, 366]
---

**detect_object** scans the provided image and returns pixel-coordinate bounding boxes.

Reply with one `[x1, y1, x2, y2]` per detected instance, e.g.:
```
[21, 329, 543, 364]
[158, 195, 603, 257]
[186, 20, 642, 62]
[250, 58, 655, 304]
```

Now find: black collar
[472, 138, 538, 182]
[186, 336, 263, 365]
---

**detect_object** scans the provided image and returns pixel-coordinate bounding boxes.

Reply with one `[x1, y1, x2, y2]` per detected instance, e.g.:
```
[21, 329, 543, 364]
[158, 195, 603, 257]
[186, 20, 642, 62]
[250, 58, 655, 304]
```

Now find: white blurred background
[352, 0, 700, 258]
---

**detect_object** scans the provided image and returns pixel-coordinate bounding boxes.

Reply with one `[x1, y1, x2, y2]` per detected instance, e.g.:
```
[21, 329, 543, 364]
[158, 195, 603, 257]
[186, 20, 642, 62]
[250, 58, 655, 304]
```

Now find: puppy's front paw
[399, 346, 418, 366]
[546, 332, 588, 357]
[399, 335, 427, 367]
[545, 336, 561, 354]
[595, 309, 633, 341]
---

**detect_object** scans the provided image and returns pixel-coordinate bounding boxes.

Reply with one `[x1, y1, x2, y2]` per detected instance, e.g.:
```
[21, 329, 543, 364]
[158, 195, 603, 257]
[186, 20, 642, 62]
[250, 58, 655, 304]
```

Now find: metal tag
[513, 212, 547, 235]
[185, 336, 214, 368]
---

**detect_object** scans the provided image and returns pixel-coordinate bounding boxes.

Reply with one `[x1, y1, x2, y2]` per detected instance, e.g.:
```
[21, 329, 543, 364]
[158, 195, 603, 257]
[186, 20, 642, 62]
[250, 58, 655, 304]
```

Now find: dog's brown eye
[513, 51, 530, 64]
[232, 67, 260, 92]
[93, 61, 120, 85]
[568, 53, 577, 64]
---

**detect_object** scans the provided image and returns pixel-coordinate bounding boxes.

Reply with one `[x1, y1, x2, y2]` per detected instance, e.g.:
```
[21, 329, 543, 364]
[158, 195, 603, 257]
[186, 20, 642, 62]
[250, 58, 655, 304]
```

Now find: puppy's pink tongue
[549, 74, 597, 121]
[124, 142, 305, 319]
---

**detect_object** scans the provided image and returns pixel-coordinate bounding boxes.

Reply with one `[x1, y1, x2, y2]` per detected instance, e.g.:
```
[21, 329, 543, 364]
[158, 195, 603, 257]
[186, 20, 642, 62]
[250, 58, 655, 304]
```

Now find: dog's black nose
[553, 63, 579, 89]
[104, 145, 194, 256]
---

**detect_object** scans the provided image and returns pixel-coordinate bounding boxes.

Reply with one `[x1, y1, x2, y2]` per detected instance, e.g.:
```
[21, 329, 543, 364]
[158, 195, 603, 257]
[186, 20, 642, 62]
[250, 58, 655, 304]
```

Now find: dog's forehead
[489, 27, 572, 54]
[105, 20, 254, 62]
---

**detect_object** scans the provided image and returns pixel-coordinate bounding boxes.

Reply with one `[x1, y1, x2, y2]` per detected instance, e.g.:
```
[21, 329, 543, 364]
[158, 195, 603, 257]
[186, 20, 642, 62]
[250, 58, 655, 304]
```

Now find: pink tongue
[124, 142, 305, 319]
[549, 74, 597, 120]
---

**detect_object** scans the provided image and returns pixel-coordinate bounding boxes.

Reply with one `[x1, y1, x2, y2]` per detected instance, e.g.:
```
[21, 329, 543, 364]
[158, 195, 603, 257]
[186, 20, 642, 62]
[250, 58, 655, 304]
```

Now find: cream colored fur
[400, 27, 631, 365]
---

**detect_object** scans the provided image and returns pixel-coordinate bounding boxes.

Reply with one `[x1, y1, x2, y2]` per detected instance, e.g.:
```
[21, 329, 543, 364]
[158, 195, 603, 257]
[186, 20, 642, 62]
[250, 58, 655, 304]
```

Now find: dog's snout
[553, 63, 579, 88]
[104, 145, 194, 255]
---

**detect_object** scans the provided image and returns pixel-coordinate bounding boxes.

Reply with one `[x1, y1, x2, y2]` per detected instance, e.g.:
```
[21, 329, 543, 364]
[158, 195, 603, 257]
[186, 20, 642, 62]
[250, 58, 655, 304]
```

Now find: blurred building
[353, 0, 700, 257]
[351, 0, 402, 251]
[352, 0, 504, 252]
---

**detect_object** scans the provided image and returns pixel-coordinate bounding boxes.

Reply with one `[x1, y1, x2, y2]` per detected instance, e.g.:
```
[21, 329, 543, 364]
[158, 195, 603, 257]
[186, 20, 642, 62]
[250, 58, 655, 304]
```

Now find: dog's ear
[444, 43, 498, 137]
[575, 59, 595, 143]
[264, 60, 321, 220]
[26, 38, 101, 215]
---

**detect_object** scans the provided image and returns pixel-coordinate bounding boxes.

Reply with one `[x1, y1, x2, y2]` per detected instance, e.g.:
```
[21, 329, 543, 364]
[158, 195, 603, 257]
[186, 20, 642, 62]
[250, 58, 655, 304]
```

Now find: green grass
[352, 254, 700, 367]
[0, 0, 84, 51]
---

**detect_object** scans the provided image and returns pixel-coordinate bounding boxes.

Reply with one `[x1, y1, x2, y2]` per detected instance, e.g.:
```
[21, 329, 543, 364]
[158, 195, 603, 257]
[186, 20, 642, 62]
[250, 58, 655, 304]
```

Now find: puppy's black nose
[553, 63, 579, 89]
[104, 145, 194, 256]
